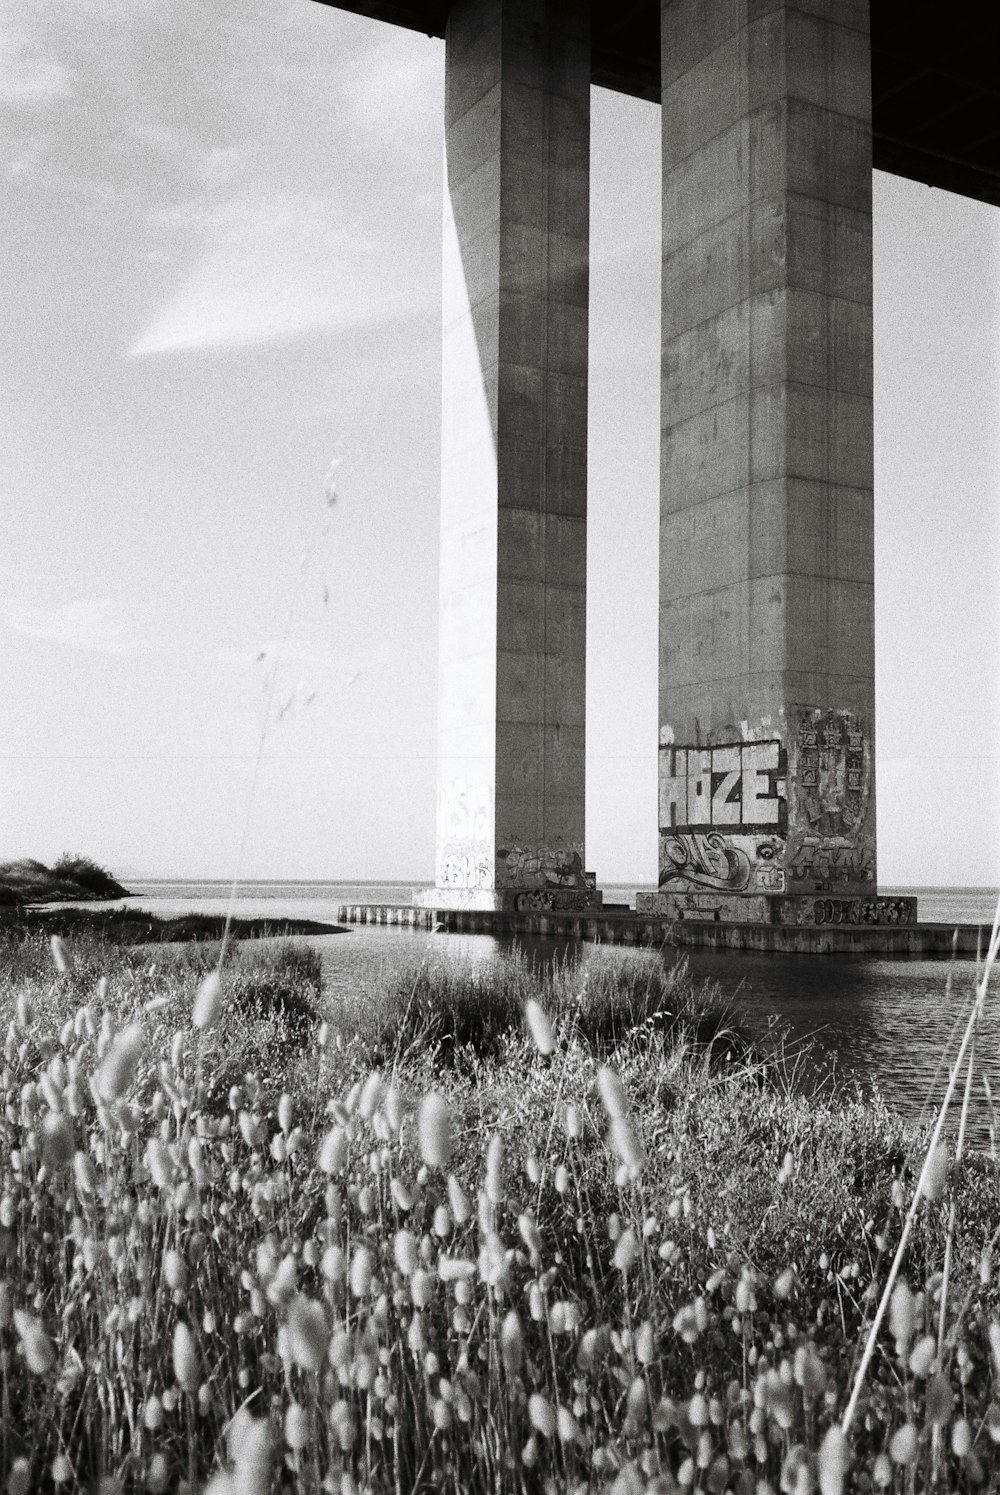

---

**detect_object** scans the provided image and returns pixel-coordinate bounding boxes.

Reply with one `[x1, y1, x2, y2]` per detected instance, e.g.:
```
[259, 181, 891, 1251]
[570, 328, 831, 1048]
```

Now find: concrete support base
[342, 903, 978, 957]
[415, 882, 603, 912]
[636, 890, 916, 928]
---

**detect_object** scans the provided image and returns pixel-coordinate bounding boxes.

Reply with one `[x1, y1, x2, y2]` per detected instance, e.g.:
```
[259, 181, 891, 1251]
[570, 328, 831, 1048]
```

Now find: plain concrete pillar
[427, 0, 597, 912]
[657, 0, 877, 920]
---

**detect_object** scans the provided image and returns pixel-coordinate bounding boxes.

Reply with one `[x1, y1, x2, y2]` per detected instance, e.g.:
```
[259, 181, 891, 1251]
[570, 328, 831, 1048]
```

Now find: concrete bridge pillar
[425, 0, 598, 911]
[656, 0, 878, 920]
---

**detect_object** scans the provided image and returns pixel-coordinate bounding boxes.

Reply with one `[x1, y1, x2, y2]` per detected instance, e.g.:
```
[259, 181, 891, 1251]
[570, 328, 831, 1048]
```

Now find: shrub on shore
[50, 853, 127, 899]
[0, 936, 998, 1493]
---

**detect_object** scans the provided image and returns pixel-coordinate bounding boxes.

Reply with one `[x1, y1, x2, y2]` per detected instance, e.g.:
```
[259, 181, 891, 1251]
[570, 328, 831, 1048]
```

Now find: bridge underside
[326, 0, 1000, 208]
[309, 1, 997, 922]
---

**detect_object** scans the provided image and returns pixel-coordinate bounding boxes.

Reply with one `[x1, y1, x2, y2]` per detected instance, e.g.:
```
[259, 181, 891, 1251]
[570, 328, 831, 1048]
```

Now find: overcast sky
[2, 0, 998, 886]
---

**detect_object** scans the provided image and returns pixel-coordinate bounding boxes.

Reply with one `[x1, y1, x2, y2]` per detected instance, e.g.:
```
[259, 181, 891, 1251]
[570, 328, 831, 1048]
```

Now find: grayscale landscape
[2, 0, 999, 1491]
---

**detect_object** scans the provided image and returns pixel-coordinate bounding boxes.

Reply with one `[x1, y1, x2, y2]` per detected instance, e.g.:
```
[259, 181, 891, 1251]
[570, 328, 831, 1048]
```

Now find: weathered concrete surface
[340, 904, 987, 958]
[636, 890, 917, 928]
[425, 0, 594, 911]
[658, 1, 876, 913]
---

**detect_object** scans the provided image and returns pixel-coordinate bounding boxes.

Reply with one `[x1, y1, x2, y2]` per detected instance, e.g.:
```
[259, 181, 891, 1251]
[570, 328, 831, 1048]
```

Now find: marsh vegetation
[0, 931, 998, 1493]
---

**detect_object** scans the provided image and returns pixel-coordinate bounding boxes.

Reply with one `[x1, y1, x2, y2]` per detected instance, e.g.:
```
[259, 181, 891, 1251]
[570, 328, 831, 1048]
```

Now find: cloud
[338, 33, 442, 145]
[128, 187, 429, 355]
[0, 31, 74, 104]
[0, 597, 155, 655]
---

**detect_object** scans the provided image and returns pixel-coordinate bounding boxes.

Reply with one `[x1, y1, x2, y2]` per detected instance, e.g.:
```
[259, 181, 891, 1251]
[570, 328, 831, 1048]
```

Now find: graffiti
[437, 779, 494, 890]
[438, 779, 492, 847]
[789, 708, 868, 837]
[778, 895, 917, 927]
[659, 832, 750, 892]
[440, 853, 492, 890]
[785, 836, 875, 888]
[659, 832, 785, 895]
[654, 711, 878, 907]
[512, 889, 593, 913]
[496, 844, 587, 892]
[781, 707, 876, 894]
[813, 898, 912, 927]
[637, 891, 674, 916]
[659, 739, 787, 832]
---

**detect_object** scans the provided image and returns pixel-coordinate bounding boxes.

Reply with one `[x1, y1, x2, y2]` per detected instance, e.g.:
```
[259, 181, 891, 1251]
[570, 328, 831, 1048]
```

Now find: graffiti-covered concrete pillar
[650, 0, 888, 927]
[422, 0, 598, 912]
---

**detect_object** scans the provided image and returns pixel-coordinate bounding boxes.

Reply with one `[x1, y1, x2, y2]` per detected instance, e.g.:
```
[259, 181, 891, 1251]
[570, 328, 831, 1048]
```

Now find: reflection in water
[316, 926, 996, 1145]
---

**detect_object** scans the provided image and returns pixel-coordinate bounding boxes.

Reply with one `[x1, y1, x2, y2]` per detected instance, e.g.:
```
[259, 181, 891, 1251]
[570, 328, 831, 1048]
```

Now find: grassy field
[0, 929, 998, 1493]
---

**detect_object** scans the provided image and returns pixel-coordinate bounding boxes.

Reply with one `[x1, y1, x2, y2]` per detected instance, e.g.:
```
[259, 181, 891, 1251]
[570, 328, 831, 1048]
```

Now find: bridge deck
[317, 1, 1000, 209]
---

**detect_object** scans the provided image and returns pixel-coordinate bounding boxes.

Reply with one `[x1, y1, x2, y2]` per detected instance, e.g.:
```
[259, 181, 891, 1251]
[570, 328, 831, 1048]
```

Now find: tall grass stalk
[841, 898, 1000, 1435]
[218, 459, 340, 968]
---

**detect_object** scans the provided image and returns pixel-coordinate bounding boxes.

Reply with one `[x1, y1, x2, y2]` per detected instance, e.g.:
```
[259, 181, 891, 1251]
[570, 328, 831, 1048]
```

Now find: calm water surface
[121, 880, 999, 1141]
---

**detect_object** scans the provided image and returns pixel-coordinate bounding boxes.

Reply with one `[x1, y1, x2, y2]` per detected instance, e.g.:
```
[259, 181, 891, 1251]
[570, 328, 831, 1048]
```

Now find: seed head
[286, 1295, 328, 1373]
[557, 1406, 579, 1444]
[909, 1334, 936, 1378]
[613, 1228, 639, 1274]
[528, 1393, 555, 1439]
[610, 1115, 645, 1175]
[318, 1125, 347, 1175]
[525, 999, 554, 1056]
[163, 1250, 188, 1293]
[889, 1422, 918, 1466]
[358, 1071, 382, 1120]
[921, 1141, 950, 1203]
[597, 1066, 628, 1121]
[7, 1458, 30, 1495]
[284, 1401, 310, 1451]
[818, 1426, 848, 1495]
[228, 1411, 273, 1495]
[41, 1112, 75, 1171]
[192, 971, 223, 1030]
[890, 1279, 915, 1356]
[383, 1084, 401, 1133]
[172, 1321, 198, 1390]
[635, 1320, 656, 1364]
[394, 1230, 418, 1277]
[50, 935, 71, 973]
[501, 1310, 523, 1373]
[51, 1454, 73, 1485]
[925, 1370, 954, 1427]
[350, 1245, 374, 1298]
[989, 1322, 1000, 1379]
[418, 1092, 451, 1169]
[95, 1023, 144, 1104]
[485, 1133, 505, 1205]
[13, 1309, 55, 1375]
[447, 1174, 470, 1224]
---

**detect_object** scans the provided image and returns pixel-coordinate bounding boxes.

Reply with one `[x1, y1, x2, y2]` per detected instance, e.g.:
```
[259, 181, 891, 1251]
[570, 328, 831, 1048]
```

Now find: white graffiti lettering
[659, 739, 787, 833]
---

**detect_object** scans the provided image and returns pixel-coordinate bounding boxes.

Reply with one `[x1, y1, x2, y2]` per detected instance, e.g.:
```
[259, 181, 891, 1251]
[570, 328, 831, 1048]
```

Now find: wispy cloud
[0, 597, 154, 655]
[0, 31, 74, 104]
[128, 187, 428, 355]
[0, 586, 386, 689]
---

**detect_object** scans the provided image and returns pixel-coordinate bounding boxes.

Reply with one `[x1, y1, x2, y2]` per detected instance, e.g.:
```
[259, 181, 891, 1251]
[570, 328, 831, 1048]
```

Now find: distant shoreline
[0, 857, 130, 906]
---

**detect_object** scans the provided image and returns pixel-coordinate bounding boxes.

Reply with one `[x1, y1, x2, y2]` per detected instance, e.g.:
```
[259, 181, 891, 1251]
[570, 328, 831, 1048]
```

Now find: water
[118, 880, 999, 1140]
